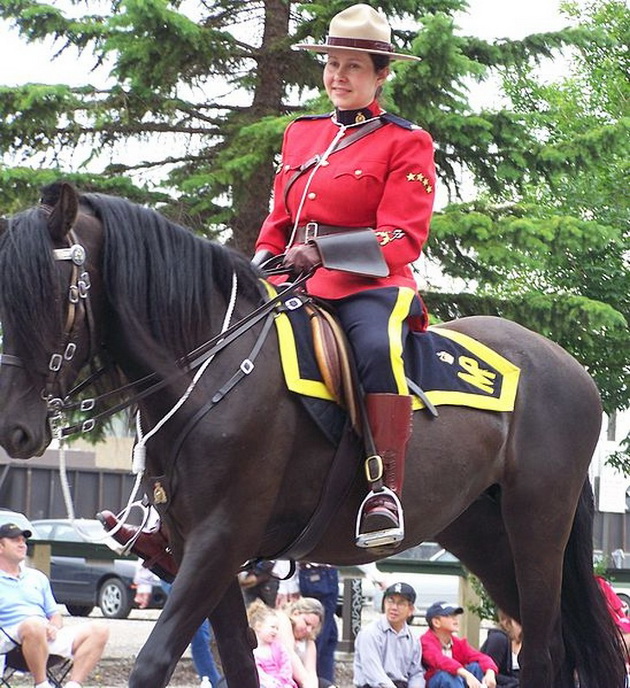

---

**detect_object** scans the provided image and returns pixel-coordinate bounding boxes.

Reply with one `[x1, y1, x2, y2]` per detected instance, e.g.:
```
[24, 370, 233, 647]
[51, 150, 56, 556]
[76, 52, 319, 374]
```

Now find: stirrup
[355, 486, 405, 549]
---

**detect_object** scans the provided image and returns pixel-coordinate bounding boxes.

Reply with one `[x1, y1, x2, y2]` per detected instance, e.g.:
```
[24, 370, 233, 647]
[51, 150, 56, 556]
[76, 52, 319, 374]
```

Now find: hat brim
[0, 528, 32, 538]
[293, 43, 421, 62]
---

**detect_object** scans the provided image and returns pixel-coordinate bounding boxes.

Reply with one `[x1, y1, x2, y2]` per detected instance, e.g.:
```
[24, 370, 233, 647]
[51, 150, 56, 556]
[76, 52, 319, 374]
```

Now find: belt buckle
[304, 221, 318, 243]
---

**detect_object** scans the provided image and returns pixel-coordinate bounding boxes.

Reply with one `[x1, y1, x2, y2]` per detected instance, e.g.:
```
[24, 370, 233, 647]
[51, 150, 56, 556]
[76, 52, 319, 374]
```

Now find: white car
[338, 543, 461, 620]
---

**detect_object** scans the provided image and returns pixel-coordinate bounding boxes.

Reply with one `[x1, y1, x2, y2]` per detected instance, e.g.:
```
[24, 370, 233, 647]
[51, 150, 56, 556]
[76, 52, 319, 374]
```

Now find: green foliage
[467, 574, 497, 622]
[0, 0, 596, 236]
[607, 434, 630, 476]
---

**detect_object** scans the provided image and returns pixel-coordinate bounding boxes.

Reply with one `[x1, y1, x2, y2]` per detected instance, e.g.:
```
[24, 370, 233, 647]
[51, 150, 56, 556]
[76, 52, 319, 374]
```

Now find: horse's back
[438, 315, 601, 413]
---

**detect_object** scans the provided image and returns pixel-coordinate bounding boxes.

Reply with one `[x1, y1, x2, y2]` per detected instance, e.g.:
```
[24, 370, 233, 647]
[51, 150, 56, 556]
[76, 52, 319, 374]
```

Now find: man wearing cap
[421, 602, 497, 688]
[0, 522, 108, 688]
[353, 582, 425, 688]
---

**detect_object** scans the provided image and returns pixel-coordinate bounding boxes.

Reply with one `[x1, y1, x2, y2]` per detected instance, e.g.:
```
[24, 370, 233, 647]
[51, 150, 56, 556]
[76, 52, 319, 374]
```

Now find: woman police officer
[253, 3, 435, 549]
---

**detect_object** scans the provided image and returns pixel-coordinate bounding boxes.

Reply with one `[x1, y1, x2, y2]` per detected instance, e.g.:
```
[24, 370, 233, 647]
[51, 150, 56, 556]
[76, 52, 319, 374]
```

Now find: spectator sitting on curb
[421, 602, 497, 688]
[0, 523, 108, 688]
[480, 611, 521, 687]
[353, 581, 425, 688]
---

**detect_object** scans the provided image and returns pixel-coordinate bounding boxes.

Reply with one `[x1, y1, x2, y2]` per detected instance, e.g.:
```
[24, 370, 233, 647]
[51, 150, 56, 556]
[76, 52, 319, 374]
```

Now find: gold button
[307, 192, 317, 200]
[320, 160, 329, 166]
[284, 164, 290, 170]
[354, 169, 362, 176]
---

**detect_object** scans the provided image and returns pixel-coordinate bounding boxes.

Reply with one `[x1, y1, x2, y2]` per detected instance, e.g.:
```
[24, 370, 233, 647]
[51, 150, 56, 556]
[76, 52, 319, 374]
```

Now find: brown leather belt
[295, 222, 372, 244]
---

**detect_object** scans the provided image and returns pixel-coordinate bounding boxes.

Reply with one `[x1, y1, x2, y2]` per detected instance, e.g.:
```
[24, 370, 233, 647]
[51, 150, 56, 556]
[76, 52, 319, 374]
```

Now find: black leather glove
[283, 243, 322, 275]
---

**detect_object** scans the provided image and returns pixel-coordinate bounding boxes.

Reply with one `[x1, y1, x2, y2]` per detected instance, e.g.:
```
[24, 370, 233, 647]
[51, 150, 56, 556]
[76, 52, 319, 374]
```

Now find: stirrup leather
[355, 486, 405, 549]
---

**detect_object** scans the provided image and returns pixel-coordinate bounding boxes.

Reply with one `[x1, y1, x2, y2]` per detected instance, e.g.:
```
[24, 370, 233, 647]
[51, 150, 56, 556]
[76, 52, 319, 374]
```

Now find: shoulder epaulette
[293, 113, 331, 122]
[380, 112, 422, 131]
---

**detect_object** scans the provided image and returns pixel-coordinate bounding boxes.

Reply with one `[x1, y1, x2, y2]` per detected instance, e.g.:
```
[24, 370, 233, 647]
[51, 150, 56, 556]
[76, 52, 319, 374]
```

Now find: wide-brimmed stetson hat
[294, 3, 421, 62]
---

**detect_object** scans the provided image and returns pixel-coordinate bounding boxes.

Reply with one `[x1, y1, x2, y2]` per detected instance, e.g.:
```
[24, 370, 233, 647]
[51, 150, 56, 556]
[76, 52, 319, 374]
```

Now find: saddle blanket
[270, 292, 521, 443]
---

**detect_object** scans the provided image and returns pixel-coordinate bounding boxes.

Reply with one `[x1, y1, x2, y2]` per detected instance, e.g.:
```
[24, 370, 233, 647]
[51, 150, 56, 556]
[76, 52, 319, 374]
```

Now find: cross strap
[283, 118, 386, 210]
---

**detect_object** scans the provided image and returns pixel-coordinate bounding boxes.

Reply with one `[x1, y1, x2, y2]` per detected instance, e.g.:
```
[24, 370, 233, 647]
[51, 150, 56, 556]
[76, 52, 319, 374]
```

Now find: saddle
[305, 302, 361, 433]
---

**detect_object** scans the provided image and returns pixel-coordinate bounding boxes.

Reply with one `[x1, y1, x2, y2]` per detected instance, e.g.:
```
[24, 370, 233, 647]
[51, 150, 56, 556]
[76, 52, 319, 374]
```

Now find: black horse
[0, 182, 625, 687]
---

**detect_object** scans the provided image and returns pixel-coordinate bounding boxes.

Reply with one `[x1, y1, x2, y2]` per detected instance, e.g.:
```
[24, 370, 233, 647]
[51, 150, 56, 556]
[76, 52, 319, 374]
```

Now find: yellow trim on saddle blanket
[263, 282, 335, 401]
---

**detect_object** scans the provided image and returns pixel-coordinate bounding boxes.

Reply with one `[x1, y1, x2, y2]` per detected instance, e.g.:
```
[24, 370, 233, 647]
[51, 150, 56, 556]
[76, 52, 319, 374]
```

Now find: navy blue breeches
[331, 286, 422, 394]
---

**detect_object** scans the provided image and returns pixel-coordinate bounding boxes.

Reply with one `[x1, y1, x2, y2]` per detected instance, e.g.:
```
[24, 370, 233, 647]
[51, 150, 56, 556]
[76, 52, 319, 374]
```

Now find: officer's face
[324, 49, 389, 111]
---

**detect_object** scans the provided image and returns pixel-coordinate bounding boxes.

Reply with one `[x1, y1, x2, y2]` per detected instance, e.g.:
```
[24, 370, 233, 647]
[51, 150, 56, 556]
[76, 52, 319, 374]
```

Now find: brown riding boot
[355, 393, 413, 549]
[97, 510, 178, 582]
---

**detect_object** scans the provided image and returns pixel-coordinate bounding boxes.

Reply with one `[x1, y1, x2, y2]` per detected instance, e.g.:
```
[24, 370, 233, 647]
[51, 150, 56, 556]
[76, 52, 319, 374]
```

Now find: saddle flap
[306, 303, 361, 433]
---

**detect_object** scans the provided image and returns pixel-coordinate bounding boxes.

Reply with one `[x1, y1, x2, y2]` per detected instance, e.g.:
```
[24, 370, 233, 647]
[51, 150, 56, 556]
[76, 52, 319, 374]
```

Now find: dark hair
[370, 53, 391, 71]
[370, 54, 390, 99]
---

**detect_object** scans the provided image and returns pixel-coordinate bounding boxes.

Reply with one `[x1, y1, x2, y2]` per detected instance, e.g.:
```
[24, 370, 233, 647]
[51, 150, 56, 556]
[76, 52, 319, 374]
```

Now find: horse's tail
[560, 479, 628, 687]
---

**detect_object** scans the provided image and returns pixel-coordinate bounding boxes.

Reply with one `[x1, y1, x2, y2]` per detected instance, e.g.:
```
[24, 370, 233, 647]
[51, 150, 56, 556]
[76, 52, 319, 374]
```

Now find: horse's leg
[498, 455, 592, 688]
[209, 578, 258, 687]
[435, 491, 520, 619]
[127, 557, 258, 688]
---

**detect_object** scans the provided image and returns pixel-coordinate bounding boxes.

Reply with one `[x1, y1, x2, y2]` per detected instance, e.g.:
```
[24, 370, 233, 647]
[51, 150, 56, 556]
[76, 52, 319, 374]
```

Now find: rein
[0, 223, 311, 439]
[56, 271, 310, 439]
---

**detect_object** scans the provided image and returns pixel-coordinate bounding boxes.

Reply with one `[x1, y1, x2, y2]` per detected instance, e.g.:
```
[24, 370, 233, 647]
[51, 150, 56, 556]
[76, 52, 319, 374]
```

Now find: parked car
[30, 518, 167, 619]
[0, 510, 165, 619]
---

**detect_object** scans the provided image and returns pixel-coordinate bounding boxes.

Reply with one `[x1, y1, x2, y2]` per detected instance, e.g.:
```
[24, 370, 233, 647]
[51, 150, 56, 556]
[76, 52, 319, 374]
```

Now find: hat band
[326, 36, 393, 53]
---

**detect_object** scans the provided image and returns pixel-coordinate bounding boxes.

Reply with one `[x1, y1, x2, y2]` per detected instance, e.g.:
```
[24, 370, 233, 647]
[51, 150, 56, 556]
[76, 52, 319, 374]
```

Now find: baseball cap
[383, 582, 416, 604]
[0, 522, 32, 539]
[426, 601, 464, 622]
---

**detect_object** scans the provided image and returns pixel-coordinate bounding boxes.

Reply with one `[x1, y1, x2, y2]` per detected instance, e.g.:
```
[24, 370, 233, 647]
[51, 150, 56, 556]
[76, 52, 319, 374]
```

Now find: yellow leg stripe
[388, 288, 415, 395]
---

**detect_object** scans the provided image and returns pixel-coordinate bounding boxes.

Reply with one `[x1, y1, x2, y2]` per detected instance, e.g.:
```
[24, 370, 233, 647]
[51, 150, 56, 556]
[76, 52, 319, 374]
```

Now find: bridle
[0, 213, 96, 421]
[0, 216, 311, 440]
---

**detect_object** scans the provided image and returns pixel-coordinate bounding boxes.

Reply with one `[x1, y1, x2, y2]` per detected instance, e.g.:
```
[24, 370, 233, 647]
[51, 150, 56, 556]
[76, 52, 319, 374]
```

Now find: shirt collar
[379, 614, 411, 636]
[333, 100, 382, 126]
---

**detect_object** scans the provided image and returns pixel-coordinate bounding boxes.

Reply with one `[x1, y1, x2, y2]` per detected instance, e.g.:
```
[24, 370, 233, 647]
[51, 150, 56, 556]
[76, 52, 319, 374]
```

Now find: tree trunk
[230, 0, 291, 255]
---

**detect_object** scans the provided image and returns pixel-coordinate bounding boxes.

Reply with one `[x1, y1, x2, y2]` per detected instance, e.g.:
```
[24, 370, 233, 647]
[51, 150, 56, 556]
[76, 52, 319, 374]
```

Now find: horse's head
[0, 181, 105, 458]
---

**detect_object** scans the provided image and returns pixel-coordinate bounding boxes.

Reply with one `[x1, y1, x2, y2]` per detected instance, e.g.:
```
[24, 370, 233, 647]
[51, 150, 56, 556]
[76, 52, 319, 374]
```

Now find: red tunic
[256, 103, 436, 302]
[421, 628, 499, 682]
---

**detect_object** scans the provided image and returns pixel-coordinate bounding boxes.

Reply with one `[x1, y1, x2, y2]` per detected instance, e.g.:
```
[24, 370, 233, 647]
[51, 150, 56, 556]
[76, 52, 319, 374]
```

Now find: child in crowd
[248, 599, 297, 688]
[421, 601, 498, 688]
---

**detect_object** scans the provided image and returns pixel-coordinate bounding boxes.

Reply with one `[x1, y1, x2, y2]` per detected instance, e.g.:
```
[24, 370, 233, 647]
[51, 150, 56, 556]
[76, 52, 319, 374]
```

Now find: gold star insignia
[406, 173, 416, 182]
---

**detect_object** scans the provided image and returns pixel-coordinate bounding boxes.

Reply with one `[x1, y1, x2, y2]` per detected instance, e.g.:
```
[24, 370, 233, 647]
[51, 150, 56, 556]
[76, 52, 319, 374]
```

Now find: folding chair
[0, 646, 72, 688]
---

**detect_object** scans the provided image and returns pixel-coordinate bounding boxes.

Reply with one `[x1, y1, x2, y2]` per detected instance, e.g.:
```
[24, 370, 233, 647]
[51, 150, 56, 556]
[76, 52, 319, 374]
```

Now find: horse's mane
[80, 191, 262, 360]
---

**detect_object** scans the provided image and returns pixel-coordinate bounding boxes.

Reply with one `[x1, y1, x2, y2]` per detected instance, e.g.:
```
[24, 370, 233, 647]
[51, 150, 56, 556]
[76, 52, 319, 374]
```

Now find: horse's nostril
[6, 425, 39, 459]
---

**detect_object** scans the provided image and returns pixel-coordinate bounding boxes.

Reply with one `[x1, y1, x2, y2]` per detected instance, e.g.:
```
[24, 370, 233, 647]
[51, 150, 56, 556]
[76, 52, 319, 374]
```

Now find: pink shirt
[253, 639, 298, 688]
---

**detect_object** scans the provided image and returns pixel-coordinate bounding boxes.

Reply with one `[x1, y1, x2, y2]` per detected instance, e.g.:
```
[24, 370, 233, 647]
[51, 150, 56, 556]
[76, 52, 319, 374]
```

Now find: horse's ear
[47, 181, 79, 242]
